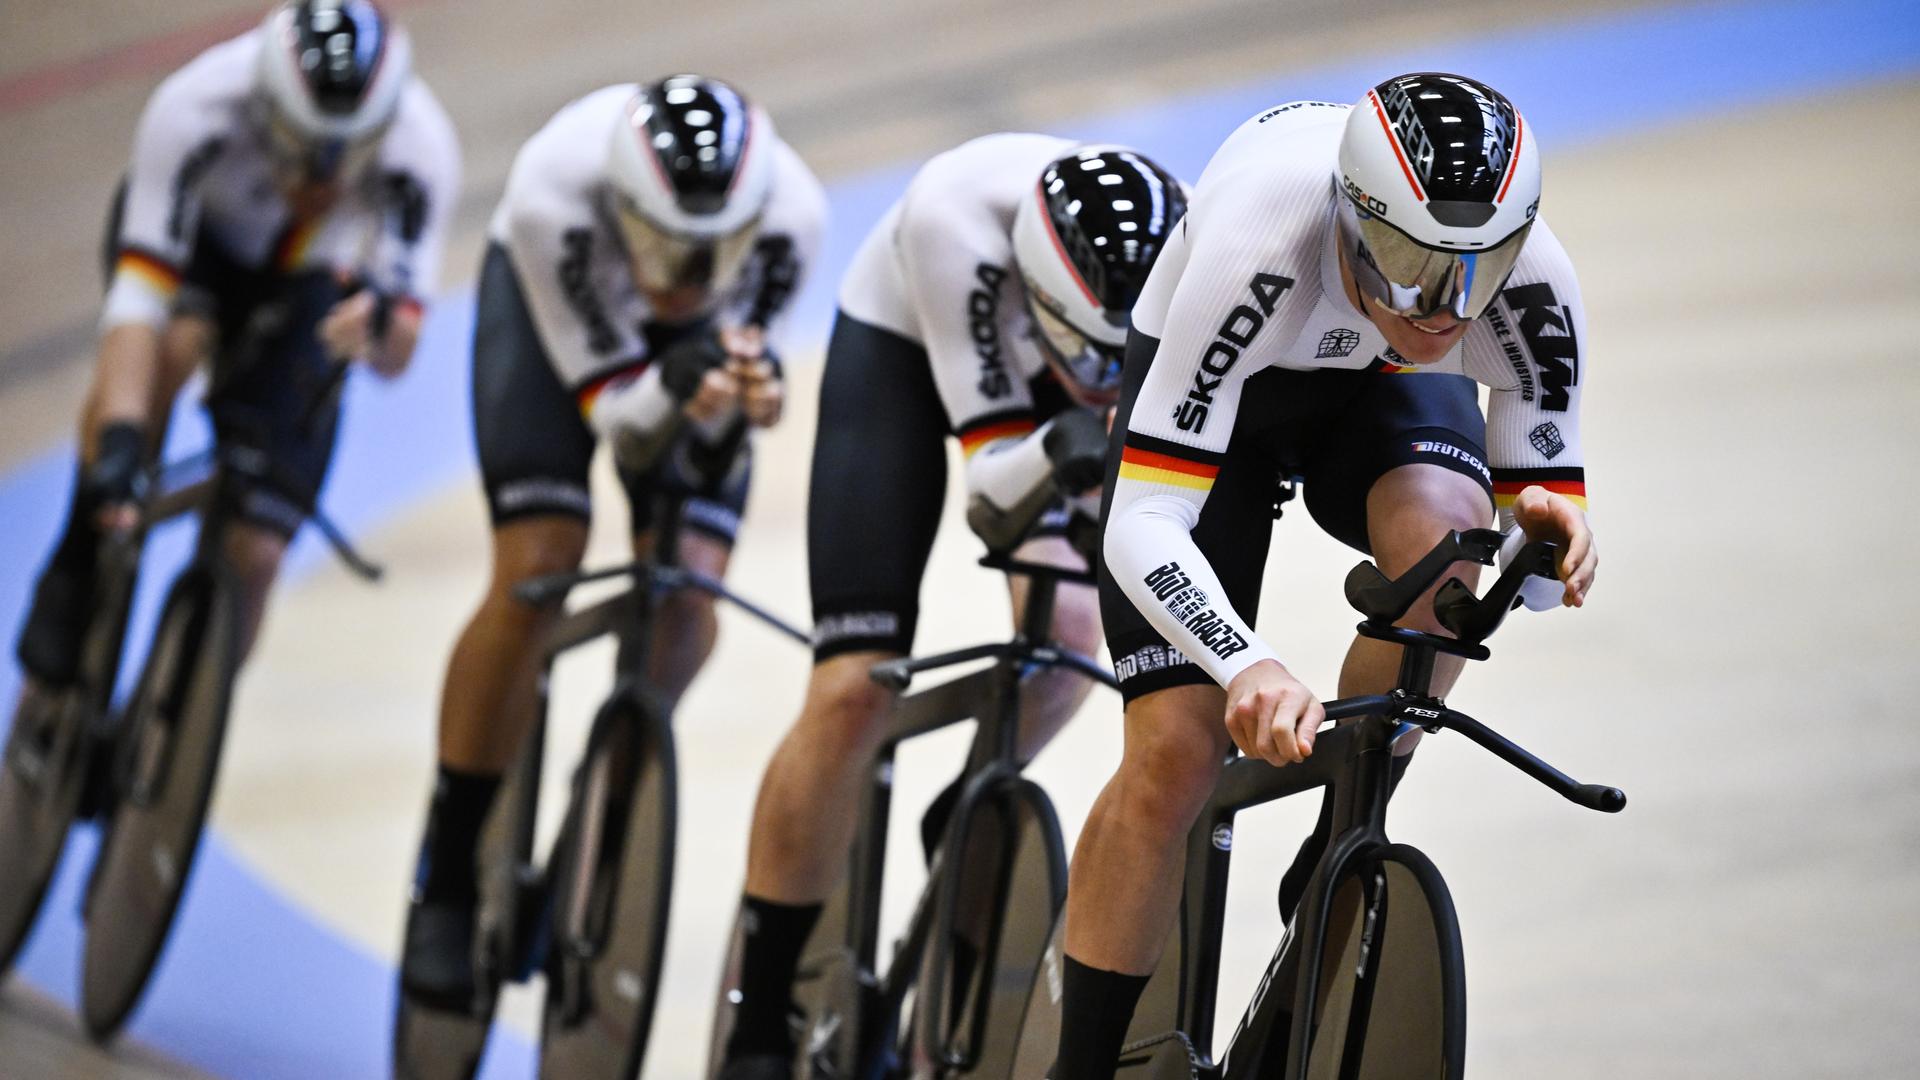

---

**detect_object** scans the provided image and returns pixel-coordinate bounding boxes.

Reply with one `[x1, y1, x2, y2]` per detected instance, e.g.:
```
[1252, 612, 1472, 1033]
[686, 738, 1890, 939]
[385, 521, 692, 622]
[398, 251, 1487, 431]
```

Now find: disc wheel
[908, 775, 1066, 1078]
[0, 685, 92, 978]
[1295, 844, 1465, 1080]
[538, 690, 676, 1079]
[78, 568, 239, 1041]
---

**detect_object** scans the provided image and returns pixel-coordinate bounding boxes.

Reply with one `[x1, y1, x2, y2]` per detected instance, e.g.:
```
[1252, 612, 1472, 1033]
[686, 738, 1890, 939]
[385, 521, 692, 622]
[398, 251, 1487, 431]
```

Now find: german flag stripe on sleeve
[957, 410, 1037, 458]
[116, 248, 182, 294]
[1117, 432, 1221, 491]
[574, 359, 650, 419]
[1492, 466, 1587, 509]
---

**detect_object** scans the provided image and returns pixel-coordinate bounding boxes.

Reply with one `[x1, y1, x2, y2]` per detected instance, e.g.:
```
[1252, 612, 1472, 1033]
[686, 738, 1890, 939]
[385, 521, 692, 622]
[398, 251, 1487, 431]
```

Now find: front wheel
[538, 688, 677, 1079]
[78, 566, 240, 1041]
[908, 775, 1066, 1078]
[1256, 843, 1464, 1080]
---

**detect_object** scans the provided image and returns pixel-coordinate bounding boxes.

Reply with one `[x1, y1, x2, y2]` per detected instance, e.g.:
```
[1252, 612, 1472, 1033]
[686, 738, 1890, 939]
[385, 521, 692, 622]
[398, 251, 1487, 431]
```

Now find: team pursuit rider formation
[2, 2, 1602, 1078]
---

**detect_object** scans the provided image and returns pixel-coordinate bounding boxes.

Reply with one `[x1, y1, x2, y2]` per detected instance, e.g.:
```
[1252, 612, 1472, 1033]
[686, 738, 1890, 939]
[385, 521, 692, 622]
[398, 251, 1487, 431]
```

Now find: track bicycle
[395, 494, 812, 1080]
[707, 553, 1119, 1079]
[0, 302, 381, 1042]
[1007, 528, 1627, 1078]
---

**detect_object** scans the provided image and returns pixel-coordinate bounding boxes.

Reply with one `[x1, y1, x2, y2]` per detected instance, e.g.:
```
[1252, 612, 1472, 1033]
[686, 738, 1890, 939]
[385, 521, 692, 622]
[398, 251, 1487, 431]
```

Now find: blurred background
[2, 0, 1916, 1075]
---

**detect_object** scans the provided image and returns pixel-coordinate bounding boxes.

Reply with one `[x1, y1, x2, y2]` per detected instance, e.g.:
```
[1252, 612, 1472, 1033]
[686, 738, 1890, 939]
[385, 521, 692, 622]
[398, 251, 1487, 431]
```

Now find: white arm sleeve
[1104, 492, 1279, 686]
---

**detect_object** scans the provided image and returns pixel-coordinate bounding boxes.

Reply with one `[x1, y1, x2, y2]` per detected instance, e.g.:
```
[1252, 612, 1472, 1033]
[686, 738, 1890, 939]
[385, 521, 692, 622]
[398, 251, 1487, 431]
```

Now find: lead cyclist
[1049, 74, 1599, 1078]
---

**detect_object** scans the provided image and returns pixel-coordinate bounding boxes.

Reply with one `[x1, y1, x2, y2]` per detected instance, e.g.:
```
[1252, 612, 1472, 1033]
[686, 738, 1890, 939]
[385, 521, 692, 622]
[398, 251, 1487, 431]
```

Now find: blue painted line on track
[1, 0, 1914, 1074]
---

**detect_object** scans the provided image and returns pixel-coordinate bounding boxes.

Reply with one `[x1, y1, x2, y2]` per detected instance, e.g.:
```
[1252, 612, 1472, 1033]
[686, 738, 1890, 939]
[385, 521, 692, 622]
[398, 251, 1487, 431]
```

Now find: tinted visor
[1029, 296, 1124, 398]
[1342, 201, 1531, 321]
[258, 99, 386, 185]
[612, 202, 762, 295]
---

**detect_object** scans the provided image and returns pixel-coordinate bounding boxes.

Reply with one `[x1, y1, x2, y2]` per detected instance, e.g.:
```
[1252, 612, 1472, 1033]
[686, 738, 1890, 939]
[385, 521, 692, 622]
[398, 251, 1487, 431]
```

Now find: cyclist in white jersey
[716, 133, 1189, 1078]
[14, 1, 458, 700]
[1050, 74, 1599, 1078]
[398, 75, 827, 1015]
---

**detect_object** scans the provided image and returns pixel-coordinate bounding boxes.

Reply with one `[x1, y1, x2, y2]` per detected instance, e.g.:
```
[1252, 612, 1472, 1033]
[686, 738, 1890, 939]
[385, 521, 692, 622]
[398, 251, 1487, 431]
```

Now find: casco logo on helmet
[1342, 177, 1387, 217]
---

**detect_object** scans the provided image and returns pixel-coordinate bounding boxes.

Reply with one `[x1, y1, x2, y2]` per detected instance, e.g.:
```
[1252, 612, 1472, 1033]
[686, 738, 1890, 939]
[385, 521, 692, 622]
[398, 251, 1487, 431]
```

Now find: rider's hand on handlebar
[723, 327, 783, 428]
[320, 287, 415, 377]
[85, 421, 147, 533]
[1225, 659, 1324, 766]
[1510, 486, 1597, 608]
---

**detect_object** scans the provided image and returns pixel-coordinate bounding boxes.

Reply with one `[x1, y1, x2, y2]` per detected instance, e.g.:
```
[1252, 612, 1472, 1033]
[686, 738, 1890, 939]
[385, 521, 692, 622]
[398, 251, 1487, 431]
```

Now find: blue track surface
[1, 0, 1914, 1074]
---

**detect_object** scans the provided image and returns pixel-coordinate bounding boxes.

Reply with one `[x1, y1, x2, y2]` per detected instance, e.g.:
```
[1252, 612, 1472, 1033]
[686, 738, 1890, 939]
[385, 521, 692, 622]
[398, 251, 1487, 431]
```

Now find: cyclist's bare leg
[1006, 533, 1103, 760]
[221, 523, 288, 664]
[437, 515, 589, 773]
[1062, 684, 1229, 975]
[1335, 463, 1490, 704]
[628, 525, 730, 705]
[744, 650, 899, 902]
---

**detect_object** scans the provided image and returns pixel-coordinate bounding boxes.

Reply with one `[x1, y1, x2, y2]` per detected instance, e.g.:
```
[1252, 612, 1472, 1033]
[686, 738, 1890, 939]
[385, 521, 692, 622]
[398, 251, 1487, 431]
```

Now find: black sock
[1277, 753, 1414, 922]
[1053, 956, 1150, 1080]
[726, 894, 824, 1060]
[414, 766, 502, 905]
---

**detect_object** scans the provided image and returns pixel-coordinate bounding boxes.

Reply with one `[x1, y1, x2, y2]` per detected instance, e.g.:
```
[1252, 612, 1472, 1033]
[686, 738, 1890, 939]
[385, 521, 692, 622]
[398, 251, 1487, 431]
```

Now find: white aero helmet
[254, 0, 410, 183]
[1336, 72, 1540, 321]
[606, 75, 775, 295]
[1012, 145, 1187, 400]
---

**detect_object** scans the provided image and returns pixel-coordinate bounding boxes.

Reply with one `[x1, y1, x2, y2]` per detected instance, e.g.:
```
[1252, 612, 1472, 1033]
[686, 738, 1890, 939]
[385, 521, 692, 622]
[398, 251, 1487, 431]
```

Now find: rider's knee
[655, 582, 718, 631]
[1051, 585, 1103, 658]
[489, 517, 589, 596]
[1109, 699, 1227, 836]
[797, 654, 897, 755]
[225, 526, 288, 597]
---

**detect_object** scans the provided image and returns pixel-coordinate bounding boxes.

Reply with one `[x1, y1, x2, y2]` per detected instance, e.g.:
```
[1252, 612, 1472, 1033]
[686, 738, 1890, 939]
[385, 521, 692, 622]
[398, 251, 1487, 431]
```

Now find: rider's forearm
[1104, 491, 1278, 686]
[82, 324, 163, 460]
[963, 426, 1057, 551]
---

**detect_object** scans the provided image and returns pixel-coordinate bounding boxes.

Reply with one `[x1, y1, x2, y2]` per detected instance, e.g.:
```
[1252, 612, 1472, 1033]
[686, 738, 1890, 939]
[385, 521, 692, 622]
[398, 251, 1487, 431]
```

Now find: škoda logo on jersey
[1143, 562, 1251, 661]
[1172, 272, 1294, 433]
[969, 263, 1012, 399]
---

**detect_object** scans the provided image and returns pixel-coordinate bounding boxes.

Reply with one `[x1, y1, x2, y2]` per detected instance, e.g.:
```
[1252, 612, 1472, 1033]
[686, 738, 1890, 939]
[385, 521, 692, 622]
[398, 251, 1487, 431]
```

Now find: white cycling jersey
[840, 132, 1097, 507]
[101, 29, 460, 332]
[1107, 101, 1589, 687]
[488, 85, 827, 404]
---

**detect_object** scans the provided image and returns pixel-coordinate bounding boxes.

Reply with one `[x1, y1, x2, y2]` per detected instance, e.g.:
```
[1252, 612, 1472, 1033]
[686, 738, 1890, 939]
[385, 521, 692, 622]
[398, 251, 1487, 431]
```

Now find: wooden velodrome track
[2, 0, 1916, 1076]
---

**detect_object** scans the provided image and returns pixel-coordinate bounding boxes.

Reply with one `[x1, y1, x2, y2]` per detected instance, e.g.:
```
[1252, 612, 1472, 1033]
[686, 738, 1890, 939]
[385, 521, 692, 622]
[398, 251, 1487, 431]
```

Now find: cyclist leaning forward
[13, 1, 458, 720]
[1050, 74, 1600, 1079]
[398, 75, 827, 1012]
[715, 133, 1190, 1079]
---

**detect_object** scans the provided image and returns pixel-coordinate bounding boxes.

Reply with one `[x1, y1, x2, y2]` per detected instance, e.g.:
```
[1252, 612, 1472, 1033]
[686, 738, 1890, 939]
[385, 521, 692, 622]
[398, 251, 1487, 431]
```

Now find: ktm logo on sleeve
[1500, 282, 1578, 412]
[1173, 272, 1294, 433]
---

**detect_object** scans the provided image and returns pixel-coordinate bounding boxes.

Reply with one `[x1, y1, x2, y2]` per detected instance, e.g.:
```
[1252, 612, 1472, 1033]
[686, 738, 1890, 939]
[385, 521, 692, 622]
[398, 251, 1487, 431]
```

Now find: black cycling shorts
[1098, 330, 1495, 703]
[103, 181, 345, 540]
[470, 243, 750, 543]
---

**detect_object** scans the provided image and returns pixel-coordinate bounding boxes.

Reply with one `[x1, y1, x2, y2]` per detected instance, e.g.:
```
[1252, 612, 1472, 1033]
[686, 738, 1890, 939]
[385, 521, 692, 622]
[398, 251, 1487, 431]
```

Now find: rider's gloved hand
[657, 331, 737, 425]
[83, 421, 148, 531]
[713, 324, 784, 428]
[1041, 407, 1107, 496]
[1224, 658, 1324, 766]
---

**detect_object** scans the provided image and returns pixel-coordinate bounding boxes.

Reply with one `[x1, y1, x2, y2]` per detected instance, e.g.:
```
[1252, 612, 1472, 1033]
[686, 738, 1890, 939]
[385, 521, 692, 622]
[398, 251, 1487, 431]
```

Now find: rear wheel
[1293, 843, 1464, 1080]
[538, 689, 676, 1079]
[706, 882, 859, 1079]
[0, 685, 92, 977]
[78, 567, 240, 1041]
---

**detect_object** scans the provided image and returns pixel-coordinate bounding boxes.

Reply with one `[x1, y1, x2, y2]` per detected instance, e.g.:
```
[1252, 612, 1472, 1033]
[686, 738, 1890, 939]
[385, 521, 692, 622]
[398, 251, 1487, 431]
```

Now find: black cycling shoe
[15, 562, 94, 689]
[716, 1053, 791, 1080]
[399, 893, 480, 1014]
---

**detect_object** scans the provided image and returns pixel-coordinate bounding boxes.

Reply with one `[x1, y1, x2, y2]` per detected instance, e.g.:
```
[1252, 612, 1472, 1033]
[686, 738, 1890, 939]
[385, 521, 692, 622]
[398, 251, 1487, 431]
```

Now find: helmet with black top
[1011, 146, 1187, 403]
[1335, 72, 1540, 322]
[253, 0, 410, 185]
[605, 74, 774, 301]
